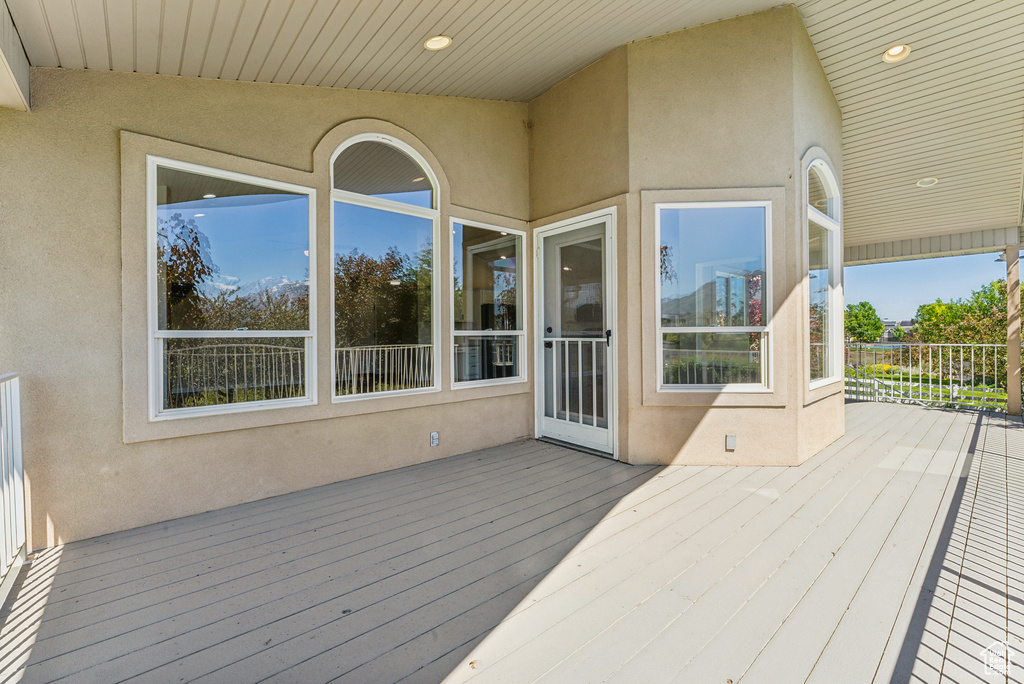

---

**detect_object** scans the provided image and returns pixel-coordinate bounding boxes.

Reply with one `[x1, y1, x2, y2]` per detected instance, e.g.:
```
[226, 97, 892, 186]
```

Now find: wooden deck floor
[0, 402, 1020, 683]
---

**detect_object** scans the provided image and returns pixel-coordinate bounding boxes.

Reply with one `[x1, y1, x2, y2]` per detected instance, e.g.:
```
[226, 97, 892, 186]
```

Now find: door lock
[546, 326, 553, 334]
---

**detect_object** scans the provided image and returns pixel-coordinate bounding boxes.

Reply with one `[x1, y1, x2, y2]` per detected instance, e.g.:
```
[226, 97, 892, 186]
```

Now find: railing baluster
[845, 343, 1006, 412]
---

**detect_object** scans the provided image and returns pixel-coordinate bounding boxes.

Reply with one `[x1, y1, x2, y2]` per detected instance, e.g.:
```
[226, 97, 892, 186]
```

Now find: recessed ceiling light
[813, 199, 828, 208]
[500, 232, 508, 236]
[412, 176, 425, 182]
[203, 193, 217, 199]
[193, 213, 205, 217]
[916, 177, 939, 187]
[562, 266, 571, 272]
[882, 44, 911, 63]
[424, 35, 453, 51]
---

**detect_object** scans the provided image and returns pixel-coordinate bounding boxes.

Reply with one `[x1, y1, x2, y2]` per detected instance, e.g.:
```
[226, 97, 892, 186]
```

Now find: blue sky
[160, 196, 435, 290]
[845, 252, 1008, 322]
[334, 202, 432, 260]
[160, 195, 309, 288]
[660, 206, 766, 302]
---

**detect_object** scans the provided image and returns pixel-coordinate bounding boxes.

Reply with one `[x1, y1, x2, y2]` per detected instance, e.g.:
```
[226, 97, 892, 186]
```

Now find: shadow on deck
[0, 441, 658, 683]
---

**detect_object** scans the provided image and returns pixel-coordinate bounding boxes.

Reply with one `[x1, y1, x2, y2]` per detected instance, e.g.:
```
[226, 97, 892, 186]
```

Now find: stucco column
[1006, 245, 1021, 416]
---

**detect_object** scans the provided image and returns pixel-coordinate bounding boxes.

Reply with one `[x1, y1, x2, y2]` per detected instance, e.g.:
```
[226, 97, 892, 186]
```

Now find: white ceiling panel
[800, 0, 1024, 251]
[4, 0, 1023, 255]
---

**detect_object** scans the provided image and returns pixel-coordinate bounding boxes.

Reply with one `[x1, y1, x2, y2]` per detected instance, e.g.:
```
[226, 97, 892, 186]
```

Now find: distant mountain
[201, 274, 308, 299]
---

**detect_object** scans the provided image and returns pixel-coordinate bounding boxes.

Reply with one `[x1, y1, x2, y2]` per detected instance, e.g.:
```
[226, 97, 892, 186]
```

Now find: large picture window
[452, 220, 525, 386]
[149, 158, 316, 417]
[657, 202, 771, 389]
[807, 160, 840, 385]
[331, 135, 439, 399]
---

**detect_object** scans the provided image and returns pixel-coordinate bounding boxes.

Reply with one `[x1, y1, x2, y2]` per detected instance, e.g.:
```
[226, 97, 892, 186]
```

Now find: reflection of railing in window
[663, 348, 761, 385]
[492, 339, 515, 367]
[809, 341, 827, 378]
[454, 337, 518, 382]
[336, 344, 433, 395]
[165, 344, 306, 409]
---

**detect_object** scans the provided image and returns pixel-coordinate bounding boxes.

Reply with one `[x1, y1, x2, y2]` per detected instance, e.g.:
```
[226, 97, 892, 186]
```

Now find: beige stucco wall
[530, 6, 844, 466]
[528, 46, 629, 220]
[0, 68, 532, 547]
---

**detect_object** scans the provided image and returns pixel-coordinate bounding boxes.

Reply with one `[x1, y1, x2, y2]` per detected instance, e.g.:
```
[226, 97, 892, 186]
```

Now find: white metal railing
[164, 343, 306, 409]
[546, 337, 607, 428]
[845, 343, 1006, 411]
[336, 344, 433, 395]
[662, 348, 761, 385]
[0, 373, 26, 597]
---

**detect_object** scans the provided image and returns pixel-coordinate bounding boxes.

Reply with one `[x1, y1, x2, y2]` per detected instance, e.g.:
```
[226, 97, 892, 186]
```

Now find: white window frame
[329, 133, 441, 402]
[806, 159, 842, 389]
[450, 217, 528, 389]
[147, 156, 318, 420]
[655, 200, 773, 392]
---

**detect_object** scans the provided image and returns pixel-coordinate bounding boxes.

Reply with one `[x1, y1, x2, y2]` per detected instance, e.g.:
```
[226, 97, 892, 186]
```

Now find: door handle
[605, 329, 612, 346]
[544, 341, 553, 349]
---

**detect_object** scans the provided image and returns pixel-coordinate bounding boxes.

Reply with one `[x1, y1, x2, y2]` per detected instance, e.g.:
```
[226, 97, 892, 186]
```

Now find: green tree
[157, 212, 216, 329]
[334, 244, 432, 348]
[890, 325, 907, 342]
[913, 279, 1009, 345]
[910, 279, 1015, 389]
[845, 301, 885, 342]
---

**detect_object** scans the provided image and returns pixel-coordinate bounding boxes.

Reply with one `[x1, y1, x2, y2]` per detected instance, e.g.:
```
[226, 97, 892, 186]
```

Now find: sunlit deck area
[0, 402, 1020, 683]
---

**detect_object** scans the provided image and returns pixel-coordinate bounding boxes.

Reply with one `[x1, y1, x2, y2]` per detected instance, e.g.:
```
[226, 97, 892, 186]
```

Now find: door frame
[533, 207, 618, 459]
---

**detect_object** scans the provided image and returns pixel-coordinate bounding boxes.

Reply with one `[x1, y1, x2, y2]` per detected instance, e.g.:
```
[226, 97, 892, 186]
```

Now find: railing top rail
[546, 337, 605, 342]
[846, 342, 1004, 348]
[336, 344, 432, 351]
[167, 344, 302, 352]
[0, 373, 19, 383]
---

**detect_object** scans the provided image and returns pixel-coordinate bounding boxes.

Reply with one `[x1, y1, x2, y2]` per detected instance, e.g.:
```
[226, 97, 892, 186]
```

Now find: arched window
[807, 159, 840, 385]
[331, 135, 439, 398]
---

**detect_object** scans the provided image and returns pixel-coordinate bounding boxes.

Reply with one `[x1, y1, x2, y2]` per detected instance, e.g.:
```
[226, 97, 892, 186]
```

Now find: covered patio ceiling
[2, 0, 1022, 263]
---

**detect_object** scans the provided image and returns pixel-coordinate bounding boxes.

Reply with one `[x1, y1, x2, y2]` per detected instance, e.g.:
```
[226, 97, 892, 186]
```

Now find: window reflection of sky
[334, 202, 433, 260]
[660, 206, 766, 304]
[158, 194, 310, 293]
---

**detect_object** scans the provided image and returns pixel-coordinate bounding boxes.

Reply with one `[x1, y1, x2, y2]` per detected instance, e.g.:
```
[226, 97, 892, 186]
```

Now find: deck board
[1, 403, 1020, 684]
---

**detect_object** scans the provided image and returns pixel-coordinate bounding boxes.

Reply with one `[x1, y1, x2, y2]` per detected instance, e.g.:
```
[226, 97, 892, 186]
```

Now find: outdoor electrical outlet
[430, 432, 439, 447]
[725, 434, 737, 451]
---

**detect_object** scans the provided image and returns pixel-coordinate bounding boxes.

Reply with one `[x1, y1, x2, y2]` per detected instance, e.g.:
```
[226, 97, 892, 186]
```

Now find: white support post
[1006, 245, 1021, 416]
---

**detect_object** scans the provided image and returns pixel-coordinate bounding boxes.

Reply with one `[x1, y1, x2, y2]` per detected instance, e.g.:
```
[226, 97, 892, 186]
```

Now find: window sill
[452, 376, 528, 390]
[806, 376, 845, 405]
[152, 396, 317, 421]
[332, 386, 441, 404]
[809, 376, 842, 391]
[643, 384, 786, 408]
[659, 384, 772, 394]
